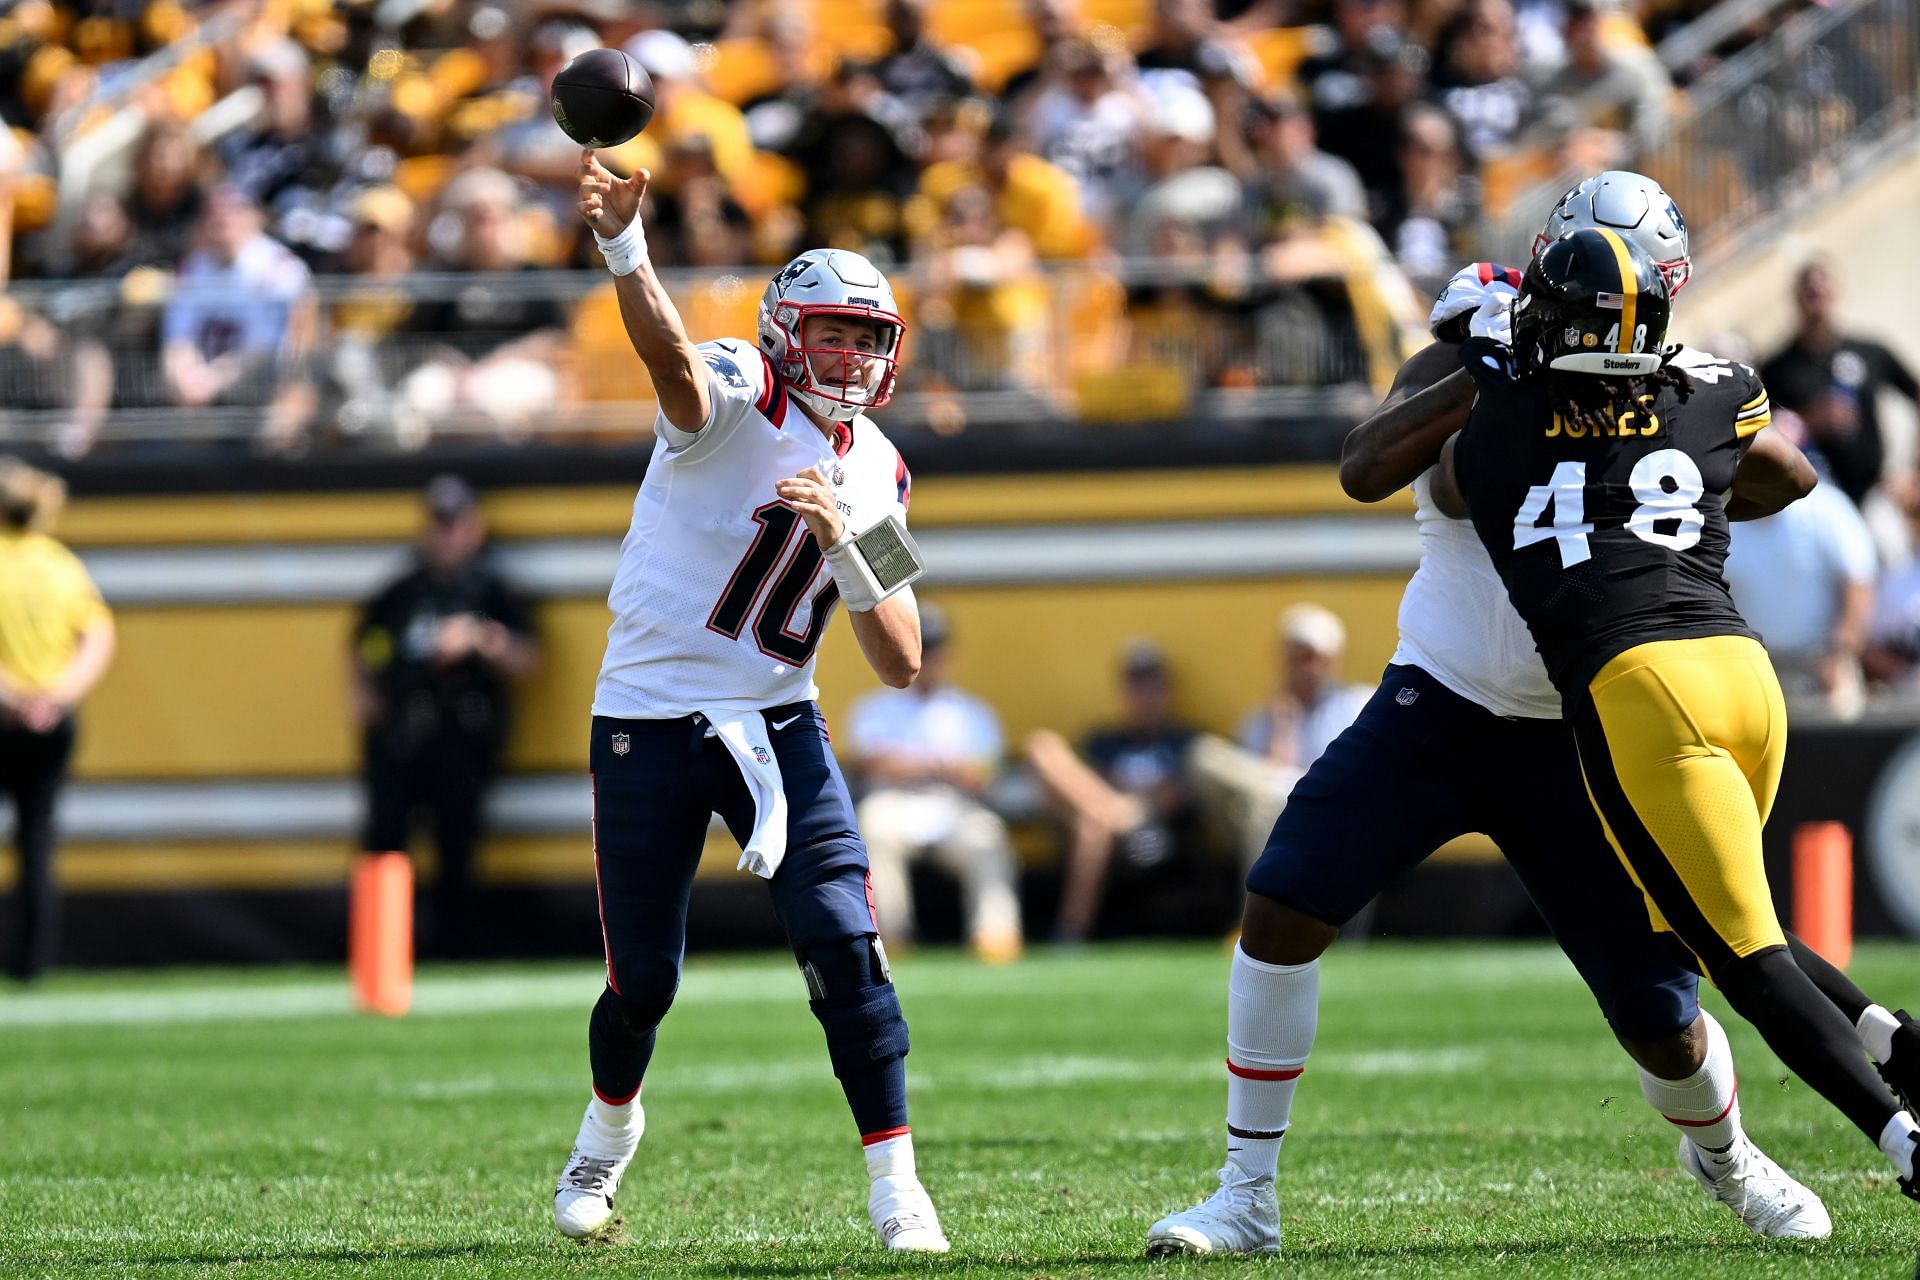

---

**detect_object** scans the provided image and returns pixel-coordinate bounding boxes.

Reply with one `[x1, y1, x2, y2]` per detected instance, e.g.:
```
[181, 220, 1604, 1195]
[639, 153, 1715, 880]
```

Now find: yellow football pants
[1568, 635, 1788, 979]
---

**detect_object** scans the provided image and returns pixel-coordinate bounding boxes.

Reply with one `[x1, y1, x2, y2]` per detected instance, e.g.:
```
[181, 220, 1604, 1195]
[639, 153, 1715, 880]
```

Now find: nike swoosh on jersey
[770, 714, 805, 730]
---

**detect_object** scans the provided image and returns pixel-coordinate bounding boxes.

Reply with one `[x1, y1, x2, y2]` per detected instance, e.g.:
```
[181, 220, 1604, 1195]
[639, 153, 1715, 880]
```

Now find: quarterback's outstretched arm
[1339, 342, 1476, 502]
[577, 150, 709, 433]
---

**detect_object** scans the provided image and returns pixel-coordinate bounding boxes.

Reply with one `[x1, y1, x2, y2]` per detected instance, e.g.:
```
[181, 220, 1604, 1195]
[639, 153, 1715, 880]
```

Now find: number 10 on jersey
[1513, 448, 1707, 568]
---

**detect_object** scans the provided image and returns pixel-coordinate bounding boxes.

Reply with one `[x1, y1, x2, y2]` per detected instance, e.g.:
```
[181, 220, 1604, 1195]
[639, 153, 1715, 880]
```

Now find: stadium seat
[1244, 26, 1324, 92]
[703, 37, 783, 107]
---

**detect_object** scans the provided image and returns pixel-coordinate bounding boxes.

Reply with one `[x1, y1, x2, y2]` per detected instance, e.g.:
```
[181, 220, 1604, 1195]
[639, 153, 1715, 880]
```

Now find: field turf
[3, 941, 1918, 1279]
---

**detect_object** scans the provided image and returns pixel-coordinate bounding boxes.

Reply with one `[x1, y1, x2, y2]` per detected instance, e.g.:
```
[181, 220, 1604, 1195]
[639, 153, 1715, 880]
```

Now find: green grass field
[3, 941, 1918, 1279]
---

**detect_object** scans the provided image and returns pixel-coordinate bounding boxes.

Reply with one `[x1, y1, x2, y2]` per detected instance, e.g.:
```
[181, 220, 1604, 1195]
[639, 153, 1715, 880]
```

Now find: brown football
[550, 48, 655, 148]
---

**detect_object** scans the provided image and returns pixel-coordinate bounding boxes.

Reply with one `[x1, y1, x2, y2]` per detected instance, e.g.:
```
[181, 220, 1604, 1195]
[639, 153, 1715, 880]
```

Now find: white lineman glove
[1467, 288, 1515, 346]
[1429, 262, 1524, 340]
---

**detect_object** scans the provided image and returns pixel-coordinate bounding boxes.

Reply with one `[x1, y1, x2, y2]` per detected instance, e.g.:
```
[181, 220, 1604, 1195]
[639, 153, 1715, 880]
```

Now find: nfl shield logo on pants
[611, 732, 631, 757]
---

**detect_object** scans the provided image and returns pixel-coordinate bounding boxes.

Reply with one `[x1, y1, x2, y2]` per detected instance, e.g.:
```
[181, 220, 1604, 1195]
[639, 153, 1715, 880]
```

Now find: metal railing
[0, 251, 1398, 457]
[1483, 0, 1918, 268]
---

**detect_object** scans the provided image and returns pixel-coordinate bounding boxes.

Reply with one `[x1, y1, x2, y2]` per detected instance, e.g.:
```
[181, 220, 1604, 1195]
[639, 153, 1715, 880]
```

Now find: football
[550, 48, 655, 148]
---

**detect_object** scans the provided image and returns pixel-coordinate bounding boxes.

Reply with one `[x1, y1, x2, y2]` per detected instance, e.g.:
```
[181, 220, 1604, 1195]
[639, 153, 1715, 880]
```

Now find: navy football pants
[1247, 664, 1701, 1041]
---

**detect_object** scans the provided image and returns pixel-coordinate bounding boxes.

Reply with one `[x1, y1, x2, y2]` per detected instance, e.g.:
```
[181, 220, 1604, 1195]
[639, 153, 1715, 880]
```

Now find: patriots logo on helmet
[772, 258, 812, 294]
[1666, 198, 1686, 233]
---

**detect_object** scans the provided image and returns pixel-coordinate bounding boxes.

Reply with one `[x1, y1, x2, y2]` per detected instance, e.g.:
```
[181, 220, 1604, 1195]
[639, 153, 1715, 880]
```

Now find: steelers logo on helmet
[1534, 170, 1691, 296]
[1512, 228, 1671, 378]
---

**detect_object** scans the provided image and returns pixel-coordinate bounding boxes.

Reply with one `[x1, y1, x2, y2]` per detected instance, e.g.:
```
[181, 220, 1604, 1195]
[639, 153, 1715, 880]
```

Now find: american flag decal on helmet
[1596, 292, 1625, 310]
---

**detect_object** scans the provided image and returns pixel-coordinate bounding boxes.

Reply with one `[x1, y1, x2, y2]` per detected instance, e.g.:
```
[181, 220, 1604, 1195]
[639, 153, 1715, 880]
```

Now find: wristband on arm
[594, 220, 646, 277]
[824, 513, 925, 612]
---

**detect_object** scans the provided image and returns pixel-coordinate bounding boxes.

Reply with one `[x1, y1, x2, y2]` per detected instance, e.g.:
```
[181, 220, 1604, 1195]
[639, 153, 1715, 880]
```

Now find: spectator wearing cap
[1189, 604, 1372, 868]
[1122, 73, 1241, 259]
[351, 476, 538, 958]
[160, 186, 316, 441]
[398, 169, 567, 442]
[1761, 259, 1920, 507]
[1024, 640, 1199, 943]
[1534, 0, 1672, 156]
[876, 0, 977, 121]
[848, 605, 1024, 964]
[1026, 36, 1147, 224]
[216, 38, 339, 262]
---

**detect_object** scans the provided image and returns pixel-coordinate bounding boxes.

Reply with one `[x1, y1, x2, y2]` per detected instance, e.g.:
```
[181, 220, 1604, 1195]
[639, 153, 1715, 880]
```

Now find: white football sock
[865, 1132, 915, 1182]
[590, 1092, 637, 1130]
[1858, 1004, 1901, 1064]
[1878, 1110, 1918, 1181]
[1224, 944, 1318, 1185]
[1639, 1009, 1742, 1177]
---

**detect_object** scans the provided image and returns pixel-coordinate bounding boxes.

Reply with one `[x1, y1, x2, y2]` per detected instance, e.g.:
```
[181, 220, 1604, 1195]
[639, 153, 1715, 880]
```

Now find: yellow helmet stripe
[1595, 228, 1639, 354]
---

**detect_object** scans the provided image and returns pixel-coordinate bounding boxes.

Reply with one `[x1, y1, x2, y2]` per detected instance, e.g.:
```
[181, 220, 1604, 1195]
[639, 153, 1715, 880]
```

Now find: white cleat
[869, 1174, 951, 1253]
[553, 1102, 642, 1239]
[1146, 1170, 1282, 1257]
[1679, 1135, 1832, 1239]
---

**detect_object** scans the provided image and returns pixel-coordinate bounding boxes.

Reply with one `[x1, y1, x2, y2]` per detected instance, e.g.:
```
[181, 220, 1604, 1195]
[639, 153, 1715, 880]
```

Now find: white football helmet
[758, 249, 905, 424]
[1535, 170, 1691, 295]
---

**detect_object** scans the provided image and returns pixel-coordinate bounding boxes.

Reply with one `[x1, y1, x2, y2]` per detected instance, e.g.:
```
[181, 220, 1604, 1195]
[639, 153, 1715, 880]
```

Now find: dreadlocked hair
[1539, 345, 1697, 439]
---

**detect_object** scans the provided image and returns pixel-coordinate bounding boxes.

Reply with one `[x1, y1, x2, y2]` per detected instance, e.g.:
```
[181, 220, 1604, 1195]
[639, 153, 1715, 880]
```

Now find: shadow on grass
[20, 1243, 493, 1268]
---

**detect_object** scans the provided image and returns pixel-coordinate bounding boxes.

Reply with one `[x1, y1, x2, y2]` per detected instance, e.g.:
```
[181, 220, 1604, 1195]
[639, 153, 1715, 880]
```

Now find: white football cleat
[1146, 1171, 1281, 1257]
[1679, 1135, 1831, 1239]
[553, 1101, 642, 1239]
[868, 1173, 950, 1253]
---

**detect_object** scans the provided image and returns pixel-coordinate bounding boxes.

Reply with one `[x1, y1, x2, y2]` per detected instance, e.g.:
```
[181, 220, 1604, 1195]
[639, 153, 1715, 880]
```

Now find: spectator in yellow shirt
[0, 458, 115, 981]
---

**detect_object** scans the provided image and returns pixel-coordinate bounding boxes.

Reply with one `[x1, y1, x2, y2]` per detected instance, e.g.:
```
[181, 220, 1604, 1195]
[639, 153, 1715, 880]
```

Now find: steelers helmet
[1534, 170, 1691, 295]
[1512, 228, 1671, 377]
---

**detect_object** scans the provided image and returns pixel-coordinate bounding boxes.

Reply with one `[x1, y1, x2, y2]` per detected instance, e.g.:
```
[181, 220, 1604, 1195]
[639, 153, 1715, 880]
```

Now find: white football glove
[1429, 262, 1524, 340]
[1467, 289, 1515, 346]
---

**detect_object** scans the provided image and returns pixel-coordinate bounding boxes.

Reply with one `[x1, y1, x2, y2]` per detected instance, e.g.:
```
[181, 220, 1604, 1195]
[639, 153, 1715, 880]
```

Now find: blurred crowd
[0, 0, 1827, 454]
[1722, 261, 1920, 719]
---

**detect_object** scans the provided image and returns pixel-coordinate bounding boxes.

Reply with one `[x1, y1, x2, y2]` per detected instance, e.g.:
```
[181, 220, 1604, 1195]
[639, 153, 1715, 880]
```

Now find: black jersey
[1452, 338, 1773, 697]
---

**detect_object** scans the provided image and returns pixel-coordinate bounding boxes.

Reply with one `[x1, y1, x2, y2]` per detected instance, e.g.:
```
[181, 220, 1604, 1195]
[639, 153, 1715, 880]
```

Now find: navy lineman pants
[1247, 664, 1701, 1041]
[586, 702, 910, 1137]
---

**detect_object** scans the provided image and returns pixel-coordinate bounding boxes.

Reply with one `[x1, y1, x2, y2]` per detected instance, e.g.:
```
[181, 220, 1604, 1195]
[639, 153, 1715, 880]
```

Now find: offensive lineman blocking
[1147, 173, 1904, 1256]
[550, 151, 949, 1253]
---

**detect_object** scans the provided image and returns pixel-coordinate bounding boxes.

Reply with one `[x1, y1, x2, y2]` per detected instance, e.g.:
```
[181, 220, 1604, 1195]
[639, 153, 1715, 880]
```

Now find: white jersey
[1389, 468, 1562, 719]
[592, 338, 912, 719]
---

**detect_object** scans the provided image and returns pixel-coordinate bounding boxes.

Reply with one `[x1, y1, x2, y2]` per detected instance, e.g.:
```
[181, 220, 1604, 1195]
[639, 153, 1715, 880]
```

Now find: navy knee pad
[797, 934, 910, 1080]
[604, 950, 682, 1032]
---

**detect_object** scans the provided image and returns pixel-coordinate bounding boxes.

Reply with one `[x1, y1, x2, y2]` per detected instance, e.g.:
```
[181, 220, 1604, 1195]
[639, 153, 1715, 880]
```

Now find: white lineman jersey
[592, 338, 913, 719]
[1390, 467, 1562, 720]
